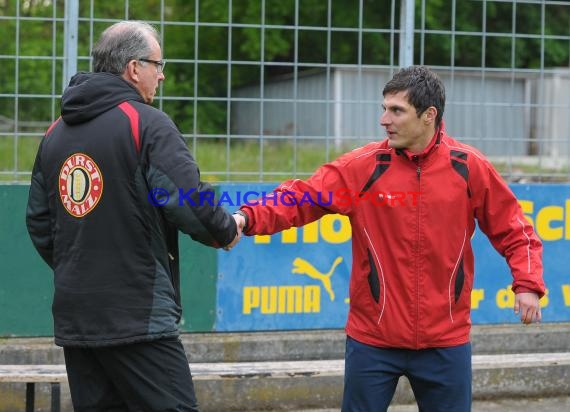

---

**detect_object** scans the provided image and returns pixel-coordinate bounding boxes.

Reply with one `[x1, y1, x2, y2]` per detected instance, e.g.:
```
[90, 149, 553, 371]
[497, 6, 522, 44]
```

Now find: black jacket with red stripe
[26, 72, 236, 347]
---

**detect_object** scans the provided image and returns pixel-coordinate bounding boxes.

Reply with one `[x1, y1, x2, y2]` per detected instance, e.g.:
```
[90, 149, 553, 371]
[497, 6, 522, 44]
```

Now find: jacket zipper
[413, 155, 421, 347]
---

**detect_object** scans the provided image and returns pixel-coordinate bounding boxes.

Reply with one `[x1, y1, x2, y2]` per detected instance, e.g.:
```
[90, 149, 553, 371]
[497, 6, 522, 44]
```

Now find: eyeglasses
[138, 58, 166, 73]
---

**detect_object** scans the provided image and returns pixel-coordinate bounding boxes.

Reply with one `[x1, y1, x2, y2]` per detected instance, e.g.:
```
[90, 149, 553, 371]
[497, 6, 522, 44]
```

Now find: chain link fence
[1, 0, 568, 183]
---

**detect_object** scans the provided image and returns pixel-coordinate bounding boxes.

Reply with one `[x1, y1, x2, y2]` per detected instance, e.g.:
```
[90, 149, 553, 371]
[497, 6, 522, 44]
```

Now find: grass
[0, 135, 351, 183]
[192, 139, 349, 182]
[491, 160, 570, 183]
[0, 136, 41, 183]
[1, 135, 568, 183]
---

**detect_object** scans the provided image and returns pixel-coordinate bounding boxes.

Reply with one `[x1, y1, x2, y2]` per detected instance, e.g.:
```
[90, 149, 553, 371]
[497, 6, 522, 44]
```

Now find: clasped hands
[223, 212, 247, 251]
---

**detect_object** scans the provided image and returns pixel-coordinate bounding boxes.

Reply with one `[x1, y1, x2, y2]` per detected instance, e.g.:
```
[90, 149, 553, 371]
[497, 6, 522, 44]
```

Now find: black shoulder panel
[450, 150, 470, 197]
[360, 153, 391, 196]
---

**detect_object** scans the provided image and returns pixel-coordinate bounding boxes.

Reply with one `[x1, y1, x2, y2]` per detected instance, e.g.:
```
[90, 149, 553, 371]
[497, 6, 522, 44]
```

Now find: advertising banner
[215, 183, 570, 331]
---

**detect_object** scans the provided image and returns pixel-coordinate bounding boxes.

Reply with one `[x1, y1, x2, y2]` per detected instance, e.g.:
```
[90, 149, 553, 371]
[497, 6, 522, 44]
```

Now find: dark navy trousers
[342, 336, 472, 412]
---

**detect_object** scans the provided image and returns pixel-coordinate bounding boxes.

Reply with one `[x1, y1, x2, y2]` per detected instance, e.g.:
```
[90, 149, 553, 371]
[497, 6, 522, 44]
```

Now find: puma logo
[292, 257, 343, 301]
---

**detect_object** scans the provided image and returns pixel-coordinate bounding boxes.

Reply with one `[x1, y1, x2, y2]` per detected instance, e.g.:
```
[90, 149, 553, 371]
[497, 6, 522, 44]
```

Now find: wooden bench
[2, 353, 570, 411]
[0, 360, 342, 412]
[0, 365, 66, 412]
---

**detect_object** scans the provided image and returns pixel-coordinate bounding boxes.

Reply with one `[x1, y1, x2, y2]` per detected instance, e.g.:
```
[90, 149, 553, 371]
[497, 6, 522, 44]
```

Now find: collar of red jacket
[398, 120, 445, 161]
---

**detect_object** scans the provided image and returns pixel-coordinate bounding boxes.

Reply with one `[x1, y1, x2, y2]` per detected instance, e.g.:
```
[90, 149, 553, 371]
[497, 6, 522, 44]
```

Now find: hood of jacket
[61, 72, 144, 125]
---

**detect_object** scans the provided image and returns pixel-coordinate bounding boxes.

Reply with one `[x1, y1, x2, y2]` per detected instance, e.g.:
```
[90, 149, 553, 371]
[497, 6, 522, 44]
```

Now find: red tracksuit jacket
[241, 126, 545, 349]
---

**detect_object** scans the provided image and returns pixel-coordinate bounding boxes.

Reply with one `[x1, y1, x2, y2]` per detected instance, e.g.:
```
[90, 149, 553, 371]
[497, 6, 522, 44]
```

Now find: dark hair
[91, 21, 160, 74]
[382, 66, 445, 127]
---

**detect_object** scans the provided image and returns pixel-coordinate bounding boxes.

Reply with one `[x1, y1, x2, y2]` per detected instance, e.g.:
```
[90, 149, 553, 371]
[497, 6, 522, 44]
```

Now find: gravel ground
[288, 396, 570, 412]
[389, 396, 570, 411]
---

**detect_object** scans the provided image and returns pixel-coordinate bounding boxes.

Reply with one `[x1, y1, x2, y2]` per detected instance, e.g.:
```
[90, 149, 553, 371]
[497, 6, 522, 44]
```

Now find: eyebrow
[382, 103, 407, 111]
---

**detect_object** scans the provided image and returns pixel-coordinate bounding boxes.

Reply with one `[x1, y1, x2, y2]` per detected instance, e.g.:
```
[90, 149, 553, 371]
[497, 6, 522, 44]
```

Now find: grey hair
[91, 21, 161, 74]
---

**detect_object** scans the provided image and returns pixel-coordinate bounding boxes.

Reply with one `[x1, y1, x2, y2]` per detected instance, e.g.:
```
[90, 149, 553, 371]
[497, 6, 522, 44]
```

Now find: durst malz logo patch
[59, 153, 103, 217]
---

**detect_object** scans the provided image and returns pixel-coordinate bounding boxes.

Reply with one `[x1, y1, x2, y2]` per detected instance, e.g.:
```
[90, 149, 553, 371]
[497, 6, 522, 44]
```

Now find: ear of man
[423, 106, 437, 125]
[123, 60, 140, 84]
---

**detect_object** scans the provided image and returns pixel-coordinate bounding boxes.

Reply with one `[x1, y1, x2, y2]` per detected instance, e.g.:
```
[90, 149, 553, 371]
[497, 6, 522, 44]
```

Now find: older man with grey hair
[26, 20, 241, 411]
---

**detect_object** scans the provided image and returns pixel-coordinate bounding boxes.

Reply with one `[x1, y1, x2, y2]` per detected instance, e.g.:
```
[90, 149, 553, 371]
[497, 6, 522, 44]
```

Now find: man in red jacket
[234, 66, 545, 411]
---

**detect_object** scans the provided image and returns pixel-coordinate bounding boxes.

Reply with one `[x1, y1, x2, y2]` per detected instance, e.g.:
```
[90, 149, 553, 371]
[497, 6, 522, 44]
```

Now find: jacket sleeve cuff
[512, 285, 543, 297]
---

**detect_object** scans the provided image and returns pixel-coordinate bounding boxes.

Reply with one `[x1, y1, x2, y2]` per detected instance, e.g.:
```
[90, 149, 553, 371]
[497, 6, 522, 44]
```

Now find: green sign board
[0, 185, 218, 337]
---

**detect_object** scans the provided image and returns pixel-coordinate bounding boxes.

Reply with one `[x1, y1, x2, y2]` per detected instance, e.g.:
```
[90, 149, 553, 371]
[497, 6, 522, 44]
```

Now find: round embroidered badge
[58, 153, 103, 217]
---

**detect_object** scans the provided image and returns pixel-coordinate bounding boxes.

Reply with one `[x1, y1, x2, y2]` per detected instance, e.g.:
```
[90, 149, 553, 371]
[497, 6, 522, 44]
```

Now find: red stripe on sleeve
[118, 101, 141, 153]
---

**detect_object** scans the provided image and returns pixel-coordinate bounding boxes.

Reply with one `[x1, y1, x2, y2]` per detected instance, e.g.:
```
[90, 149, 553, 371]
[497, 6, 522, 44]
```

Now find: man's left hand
[514, 292, 541, 324]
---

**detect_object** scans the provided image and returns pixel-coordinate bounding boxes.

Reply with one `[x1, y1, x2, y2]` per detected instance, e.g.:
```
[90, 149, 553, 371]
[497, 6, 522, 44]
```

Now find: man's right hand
[233, 212, 247, 232]
[223, 213, 245, 251]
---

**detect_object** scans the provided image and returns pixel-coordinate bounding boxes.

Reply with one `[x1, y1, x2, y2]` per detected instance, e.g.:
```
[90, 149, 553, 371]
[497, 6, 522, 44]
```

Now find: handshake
[223, 210, 249, 251]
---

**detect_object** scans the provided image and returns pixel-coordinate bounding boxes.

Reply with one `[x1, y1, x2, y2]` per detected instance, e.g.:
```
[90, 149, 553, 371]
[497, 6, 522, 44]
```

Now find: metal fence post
[399, 0, 415, 67]
[63, 0, 79, 91]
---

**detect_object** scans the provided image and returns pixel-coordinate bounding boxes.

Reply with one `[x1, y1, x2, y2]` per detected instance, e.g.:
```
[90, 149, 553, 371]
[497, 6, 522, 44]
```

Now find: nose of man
[380, 111, 390, 127]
